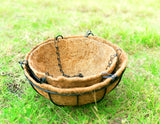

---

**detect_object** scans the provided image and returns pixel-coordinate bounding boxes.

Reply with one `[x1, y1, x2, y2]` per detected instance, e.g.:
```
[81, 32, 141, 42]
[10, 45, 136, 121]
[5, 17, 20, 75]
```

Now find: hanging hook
[55, 35, 63, 41]
[116, 49, 122, 56]
[85, 30, 94, 37]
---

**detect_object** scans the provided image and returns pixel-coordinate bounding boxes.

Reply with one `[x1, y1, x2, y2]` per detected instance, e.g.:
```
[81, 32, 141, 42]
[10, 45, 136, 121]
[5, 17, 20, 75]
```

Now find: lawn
[0, 0, 160, 123]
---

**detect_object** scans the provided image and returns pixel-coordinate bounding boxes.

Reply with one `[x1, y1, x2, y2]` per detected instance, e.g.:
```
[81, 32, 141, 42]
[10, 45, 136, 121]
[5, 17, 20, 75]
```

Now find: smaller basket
[25, 35, 118, 88]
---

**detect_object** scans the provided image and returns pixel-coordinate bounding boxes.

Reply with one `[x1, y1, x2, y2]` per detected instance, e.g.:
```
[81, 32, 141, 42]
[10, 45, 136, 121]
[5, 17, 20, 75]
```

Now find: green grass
[0, 0, 160, 123]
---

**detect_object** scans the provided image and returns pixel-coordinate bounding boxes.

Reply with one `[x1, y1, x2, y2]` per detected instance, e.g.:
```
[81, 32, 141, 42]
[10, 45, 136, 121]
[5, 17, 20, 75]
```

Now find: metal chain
[54, 35, 66, 76]
[106, 49, 122, 70]
[54, 35, 83, 78]
[54, 32, 120, 78]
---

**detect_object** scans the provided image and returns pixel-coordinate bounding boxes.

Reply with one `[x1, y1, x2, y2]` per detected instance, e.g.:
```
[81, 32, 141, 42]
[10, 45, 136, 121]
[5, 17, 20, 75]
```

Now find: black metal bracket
[102, 72, 118, 80]
[19, 60, 28, 70]
[85, 30, 94, 37]
[19, 60, 47, 84]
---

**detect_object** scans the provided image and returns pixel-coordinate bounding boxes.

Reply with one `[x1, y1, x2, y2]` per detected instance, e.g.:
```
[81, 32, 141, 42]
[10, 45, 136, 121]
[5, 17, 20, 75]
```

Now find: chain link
[106, 49, 122, 70]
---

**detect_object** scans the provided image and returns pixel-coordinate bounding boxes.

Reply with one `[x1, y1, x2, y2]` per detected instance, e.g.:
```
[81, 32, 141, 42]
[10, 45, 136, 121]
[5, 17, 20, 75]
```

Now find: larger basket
[19, 33, 127, 106]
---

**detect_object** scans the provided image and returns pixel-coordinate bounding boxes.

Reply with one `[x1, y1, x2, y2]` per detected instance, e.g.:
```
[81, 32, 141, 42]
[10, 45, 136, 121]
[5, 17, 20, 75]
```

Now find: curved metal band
[25, 69, 122, 96]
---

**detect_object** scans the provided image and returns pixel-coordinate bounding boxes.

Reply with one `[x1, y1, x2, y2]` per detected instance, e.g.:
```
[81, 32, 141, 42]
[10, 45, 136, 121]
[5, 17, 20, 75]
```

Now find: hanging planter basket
[19, 31, 128, 106]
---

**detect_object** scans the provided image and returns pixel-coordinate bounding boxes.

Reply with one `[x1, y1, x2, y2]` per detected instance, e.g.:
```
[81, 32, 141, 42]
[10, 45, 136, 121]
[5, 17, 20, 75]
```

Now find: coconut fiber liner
[26, 35, 118, 88]
[19, 33, 128, 106]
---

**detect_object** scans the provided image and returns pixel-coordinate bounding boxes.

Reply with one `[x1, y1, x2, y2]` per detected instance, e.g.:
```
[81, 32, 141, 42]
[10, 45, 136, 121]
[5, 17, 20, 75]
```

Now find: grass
[0, 0, 160, 123]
